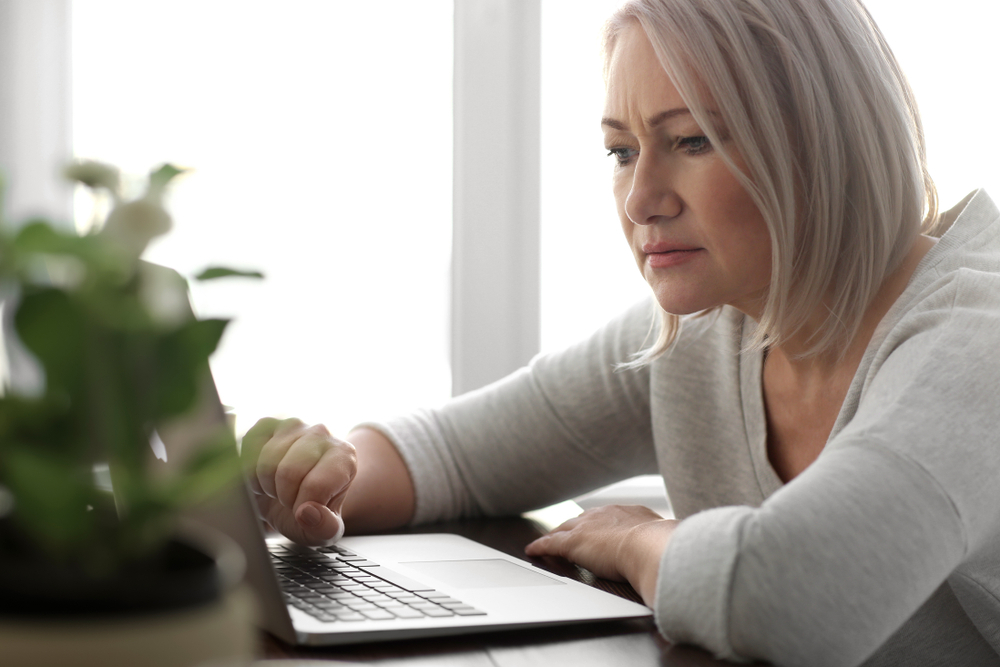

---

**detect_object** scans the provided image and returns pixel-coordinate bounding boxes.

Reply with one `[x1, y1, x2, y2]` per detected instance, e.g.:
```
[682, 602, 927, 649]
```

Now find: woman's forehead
[603, 24, 691, 129]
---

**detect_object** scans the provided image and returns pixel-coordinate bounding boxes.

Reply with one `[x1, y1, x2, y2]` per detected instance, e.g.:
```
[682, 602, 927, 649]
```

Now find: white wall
[452, 0, 541, 395]
[0, 0, 73, 226]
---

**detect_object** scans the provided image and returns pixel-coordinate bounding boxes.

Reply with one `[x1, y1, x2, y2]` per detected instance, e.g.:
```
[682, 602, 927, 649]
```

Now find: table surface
[260, 517, 740, 666]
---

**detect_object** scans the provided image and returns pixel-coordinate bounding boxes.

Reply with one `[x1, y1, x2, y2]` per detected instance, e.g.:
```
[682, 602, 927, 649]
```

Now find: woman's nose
[624, 155, 682, 225]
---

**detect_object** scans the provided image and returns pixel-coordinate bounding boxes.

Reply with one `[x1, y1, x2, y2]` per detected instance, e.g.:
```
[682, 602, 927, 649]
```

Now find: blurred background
[1, 0, 997, 438]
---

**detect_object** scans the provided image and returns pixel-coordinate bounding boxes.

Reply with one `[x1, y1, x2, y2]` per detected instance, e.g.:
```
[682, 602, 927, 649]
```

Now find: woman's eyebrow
[601, 107, 694, 132]
[601, 117, 630, 131]
[647, 108, 692, 127]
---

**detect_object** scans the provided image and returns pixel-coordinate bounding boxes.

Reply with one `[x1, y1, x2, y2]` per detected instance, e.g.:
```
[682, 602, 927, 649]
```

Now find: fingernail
[298, 505, 321, 527]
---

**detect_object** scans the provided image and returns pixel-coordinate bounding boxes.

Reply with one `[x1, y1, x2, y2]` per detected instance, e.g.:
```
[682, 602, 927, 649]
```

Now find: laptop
[147, 293, 651, 645]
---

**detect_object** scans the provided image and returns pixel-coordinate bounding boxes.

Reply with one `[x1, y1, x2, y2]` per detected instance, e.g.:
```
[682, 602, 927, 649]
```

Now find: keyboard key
[375, 599, 406, 608]
[438, 600, 470, 608]
[356, 590, 387, 599]
[334, 612, 367, 622]
[344, 602, 379, 611]
[450, 606, 487, 616]
[389, 607, 426, 619]
[421, 607, 455, 618]
[384, 590, 417, 599]
[317, 546, 357, 556]
[329, 592, 359, 601]
[419, 591, 451, 600]
[368, 582, 397, 590]
[393, 595, 425, 604]
[314, 601, 348, 610]
[361, 609, 396, 620]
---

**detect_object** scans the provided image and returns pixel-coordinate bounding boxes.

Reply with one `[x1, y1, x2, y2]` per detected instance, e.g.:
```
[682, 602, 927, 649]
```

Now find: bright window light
[72, 1, 454, 436]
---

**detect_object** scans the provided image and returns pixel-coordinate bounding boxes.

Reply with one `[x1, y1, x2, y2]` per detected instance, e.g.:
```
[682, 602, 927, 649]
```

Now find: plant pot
[0, 522, 258, 667]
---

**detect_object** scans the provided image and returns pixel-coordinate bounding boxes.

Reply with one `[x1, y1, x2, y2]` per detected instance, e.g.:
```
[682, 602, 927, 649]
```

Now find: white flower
[101, 197, 172, 261]
[98, 164, 186, 262]
[138, 262, 190, 327]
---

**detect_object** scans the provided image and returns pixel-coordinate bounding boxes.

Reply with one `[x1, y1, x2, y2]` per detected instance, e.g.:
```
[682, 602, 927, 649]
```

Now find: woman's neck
[760, 233, 937, 482]
[769, 234, 938, 385]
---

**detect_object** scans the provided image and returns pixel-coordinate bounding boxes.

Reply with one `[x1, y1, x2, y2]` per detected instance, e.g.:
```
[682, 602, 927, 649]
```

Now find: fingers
[523, 505, 669, 582]
[240, 417, 283, 494]
[253, 419, 321, 500]
[524, 530, 570, 558]
[294, 501, 346, 543]
[271, 425, 335, 506]
[241, 416, 358, 545]
[257, 495, 345, 546]
[292, 440, 357, 512]
[242, 417, 310, 495]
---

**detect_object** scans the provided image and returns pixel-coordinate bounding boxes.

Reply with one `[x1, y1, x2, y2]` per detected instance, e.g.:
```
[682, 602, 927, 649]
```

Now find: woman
[241, 0, 1000, 664]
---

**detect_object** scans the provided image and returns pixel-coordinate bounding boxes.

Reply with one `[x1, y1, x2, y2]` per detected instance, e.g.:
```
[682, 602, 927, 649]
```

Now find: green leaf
[195, 266, 264, 281]
[3, 445, 94, 554]
[154, 318, 230, 418]
[63, 160, 120, 192]
[13, 288, 87, 393]
[13, 220, 130, 279]
[163, 428, 241, 508]
[13, 221, 66, 253]
[178, 318, 230, 358]
[148, 163, 186, 191]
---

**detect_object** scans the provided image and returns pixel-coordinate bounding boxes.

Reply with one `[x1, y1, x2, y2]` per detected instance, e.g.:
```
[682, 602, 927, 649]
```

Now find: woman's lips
[642, 242, 703, 269]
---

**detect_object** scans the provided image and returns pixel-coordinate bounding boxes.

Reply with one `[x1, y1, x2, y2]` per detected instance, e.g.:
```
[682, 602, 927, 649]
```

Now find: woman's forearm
[340, 427, 416, 534]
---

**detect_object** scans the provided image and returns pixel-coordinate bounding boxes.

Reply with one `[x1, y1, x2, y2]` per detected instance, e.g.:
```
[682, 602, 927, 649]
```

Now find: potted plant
[0, 161, 261, 666]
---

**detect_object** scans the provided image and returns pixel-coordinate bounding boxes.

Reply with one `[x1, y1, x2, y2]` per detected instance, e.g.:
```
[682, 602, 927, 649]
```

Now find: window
[72, 1, 454, 436]
[540, 0, 648, 355]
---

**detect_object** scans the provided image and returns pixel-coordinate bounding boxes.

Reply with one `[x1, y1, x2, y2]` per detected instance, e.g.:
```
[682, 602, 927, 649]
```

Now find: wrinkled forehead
[604, 23, 675, 115]
[602, 21, 713, 131]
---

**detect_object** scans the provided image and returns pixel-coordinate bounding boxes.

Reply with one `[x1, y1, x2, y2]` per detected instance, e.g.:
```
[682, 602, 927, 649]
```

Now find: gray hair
[606, 0, 938, 364]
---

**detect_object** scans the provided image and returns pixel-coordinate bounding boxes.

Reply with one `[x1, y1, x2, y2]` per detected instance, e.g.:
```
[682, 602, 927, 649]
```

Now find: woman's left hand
[524, 505, 677, 607]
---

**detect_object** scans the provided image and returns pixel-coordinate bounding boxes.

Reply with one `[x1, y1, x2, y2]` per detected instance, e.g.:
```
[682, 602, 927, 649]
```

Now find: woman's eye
[676, 136, 711, 155]
[606, 147, 638, 166]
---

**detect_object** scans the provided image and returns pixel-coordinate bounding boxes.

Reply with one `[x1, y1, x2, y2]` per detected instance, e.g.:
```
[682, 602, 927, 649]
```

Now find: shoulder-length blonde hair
[606, 0, 938, 363]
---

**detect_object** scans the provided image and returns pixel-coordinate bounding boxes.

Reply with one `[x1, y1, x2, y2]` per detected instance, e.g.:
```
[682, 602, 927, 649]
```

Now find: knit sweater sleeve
[357, 299, 660, 524]
[654, 272, 1000, 667]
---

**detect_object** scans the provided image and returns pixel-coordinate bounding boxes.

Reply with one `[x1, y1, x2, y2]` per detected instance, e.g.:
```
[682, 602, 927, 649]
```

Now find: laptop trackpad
[402, 559, 565, 589]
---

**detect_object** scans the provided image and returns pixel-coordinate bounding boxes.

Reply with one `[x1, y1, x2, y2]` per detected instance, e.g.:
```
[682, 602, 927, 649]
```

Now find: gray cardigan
[365, 190, 1000, 666]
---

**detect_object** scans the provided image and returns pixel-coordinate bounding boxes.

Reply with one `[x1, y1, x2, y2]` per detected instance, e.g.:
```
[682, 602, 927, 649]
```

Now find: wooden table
[260, 517, 739, 666]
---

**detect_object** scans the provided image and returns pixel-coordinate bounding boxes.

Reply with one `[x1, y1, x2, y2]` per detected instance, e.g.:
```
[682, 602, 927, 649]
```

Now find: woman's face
[604, 23, 772, 318]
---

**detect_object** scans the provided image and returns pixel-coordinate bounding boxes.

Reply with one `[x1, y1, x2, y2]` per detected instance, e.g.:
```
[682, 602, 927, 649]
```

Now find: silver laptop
[151, 317, 650, 645]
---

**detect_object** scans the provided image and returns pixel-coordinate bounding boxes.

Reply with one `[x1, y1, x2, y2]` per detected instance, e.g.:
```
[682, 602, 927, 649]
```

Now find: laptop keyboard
[268, 542, 487, 623]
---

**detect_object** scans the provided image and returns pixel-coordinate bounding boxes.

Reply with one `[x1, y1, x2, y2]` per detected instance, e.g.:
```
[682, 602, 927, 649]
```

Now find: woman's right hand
[240, 417, 358, 545]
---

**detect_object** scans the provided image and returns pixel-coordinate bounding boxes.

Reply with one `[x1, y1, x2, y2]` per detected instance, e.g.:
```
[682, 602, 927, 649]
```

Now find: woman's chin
[648, 289, 717, 317]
